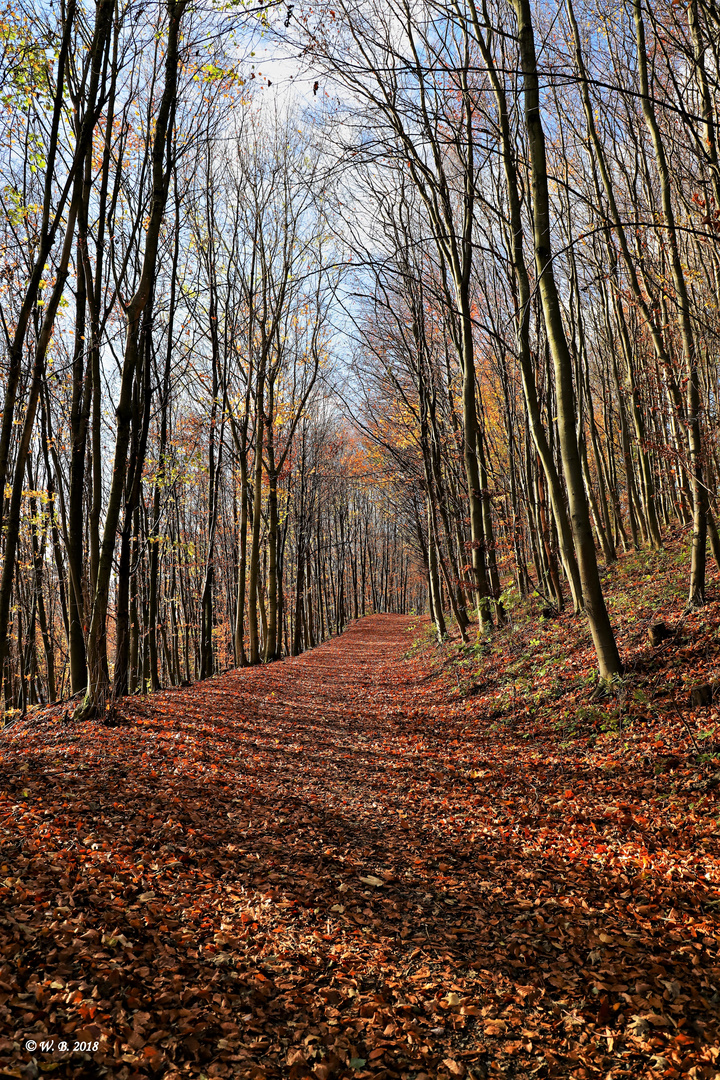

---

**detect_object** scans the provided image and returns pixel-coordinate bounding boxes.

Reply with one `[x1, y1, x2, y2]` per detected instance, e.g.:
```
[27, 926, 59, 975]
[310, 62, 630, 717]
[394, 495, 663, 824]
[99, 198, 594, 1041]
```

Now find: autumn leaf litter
[1, 549, 720, 1079]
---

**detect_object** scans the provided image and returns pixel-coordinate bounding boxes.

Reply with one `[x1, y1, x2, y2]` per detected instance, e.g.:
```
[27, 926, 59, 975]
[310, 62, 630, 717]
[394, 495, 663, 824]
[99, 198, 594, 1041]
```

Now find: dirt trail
[1, 615, 719, 1079]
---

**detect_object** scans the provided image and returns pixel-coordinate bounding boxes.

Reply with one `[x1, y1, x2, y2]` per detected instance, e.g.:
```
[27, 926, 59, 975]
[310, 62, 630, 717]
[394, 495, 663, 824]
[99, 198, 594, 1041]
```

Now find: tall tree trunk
[467, 0, 583, 612]
[512, 0, 621, 680]
[632, 0, 706, 607]
[78, 0, 187, 719]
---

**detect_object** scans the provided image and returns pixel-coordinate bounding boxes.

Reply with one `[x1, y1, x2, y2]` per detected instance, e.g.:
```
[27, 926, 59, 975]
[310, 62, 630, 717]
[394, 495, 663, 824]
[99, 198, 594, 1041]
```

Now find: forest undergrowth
[1, 537, 720, 1080]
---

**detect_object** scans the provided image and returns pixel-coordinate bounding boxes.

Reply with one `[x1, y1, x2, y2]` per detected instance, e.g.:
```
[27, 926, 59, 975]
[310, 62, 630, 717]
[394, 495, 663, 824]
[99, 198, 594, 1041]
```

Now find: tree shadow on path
[1, 616, 718, 1079]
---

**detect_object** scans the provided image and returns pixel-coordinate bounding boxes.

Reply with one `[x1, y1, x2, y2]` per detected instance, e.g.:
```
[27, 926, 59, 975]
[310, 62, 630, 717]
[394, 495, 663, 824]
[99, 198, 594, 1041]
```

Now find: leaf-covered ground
[1, 546, 720, 1079]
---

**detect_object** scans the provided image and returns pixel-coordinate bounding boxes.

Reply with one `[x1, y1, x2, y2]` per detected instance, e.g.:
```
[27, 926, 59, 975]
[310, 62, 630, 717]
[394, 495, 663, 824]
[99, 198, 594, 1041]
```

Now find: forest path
[2, 614, 720, 1079]
[170, 614, 426, 829]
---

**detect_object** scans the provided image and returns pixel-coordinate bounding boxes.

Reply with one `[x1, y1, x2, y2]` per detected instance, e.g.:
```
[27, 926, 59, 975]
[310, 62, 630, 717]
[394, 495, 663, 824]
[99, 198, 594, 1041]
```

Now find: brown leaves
[1, 599, 720, 1078]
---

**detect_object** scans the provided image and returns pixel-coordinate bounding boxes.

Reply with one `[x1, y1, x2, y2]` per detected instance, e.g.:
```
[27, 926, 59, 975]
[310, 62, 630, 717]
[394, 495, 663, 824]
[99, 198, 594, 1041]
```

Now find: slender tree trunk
[512, 0, 621, 679]
[234, 450, 249, 666]
[27, 464, 56, 702]
[467, 0, 583, 612]
[633, 0, 706, 606]
[248, 405, 265, 665]
[78, 0, 187, 719]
